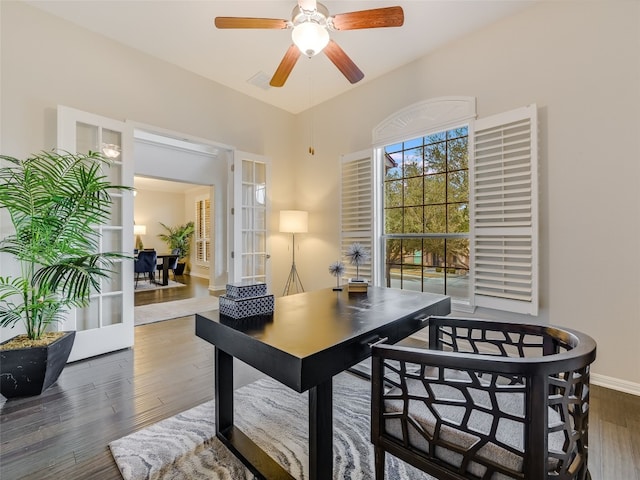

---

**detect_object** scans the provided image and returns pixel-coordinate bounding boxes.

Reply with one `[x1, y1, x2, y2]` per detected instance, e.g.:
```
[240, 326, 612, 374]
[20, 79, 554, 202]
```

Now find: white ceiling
[26, 0, 535, 114]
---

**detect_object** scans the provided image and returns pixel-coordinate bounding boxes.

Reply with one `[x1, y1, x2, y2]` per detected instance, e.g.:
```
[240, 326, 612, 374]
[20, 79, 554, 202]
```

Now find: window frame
[359, 97, 538, 315]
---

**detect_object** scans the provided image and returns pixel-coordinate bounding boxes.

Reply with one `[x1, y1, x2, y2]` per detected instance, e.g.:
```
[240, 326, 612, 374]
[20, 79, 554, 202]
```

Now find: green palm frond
[0, 151, 131, 340]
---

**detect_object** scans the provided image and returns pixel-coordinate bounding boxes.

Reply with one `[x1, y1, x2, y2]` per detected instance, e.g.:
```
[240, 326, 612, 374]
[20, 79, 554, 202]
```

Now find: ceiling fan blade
[332, 6, 404, 31]
[270, 45, 301, 87]
[323, 40, 364, 84]
[214, 17, 289, 29]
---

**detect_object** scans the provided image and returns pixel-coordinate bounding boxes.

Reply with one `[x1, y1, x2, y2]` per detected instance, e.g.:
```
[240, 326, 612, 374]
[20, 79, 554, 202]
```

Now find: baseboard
[210, 284, 226, 292]
[591, 373, 640, 396]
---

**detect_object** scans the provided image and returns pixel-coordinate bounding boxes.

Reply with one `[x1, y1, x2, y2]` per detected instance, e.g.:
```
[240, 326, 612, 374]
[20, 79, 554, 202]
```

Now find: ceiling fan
[214, 0, 404, 87]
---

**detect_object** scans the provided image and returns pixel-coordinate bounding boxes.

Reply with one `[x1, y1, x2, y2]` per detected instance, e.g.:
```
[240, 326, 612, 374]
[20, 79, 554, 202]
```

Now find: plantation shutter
[195, 197, 211, 264]
[471, 105, 538, 315]
[340, 150, 373, 281]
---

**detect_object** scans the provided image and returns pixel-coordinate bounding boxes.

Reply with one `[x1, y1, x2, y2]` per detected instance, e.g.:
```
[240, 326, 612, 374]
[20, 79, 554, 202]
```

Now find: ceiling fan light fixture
[292, 22, 329, 57]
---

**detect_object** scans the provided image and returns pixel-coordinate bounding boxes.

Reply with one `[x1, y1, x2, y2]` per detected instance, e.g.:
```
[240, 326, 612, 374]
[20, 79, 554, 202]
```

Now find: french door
[231, 151, 271, 286]
[57, 106, 134, 362]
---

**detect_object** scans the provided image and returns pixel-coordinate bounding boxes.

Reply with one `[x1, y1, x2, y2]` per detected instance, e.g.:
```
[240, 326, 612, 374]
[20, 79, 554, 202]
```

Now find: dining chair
[134, 250, 157, 288]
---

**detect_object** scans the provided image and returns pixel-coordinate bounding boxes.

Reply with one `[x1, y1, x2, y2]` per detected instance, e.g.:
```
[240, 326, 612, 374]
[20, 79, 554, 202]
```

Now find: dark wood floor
[1, 278, 639, 479]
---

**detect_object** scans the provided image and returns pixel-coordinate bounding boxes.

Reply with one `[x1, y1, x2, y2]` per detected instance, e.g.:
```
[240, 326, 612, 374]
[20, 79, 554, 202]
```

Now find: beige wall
[134, 189, 186, 252]
[292, 1, 640, 387]
[1, 1, 639, 388]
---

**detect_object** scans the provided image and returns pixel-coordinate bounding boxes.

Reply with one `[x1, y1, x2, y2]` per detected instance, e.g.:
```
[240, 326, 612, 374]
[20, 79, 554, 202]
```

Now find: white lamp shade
[292, 22, 329, 57]
[280, 210, 308, 233]
[133, 224, 147, 235]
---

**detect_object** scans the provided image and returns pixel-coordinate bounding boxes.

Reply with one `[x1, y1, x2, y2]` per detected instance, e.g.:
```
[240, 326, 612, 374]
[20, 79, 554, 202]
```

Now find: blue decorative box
[219, 294, 274, 319]
[225, 282, 267, 299]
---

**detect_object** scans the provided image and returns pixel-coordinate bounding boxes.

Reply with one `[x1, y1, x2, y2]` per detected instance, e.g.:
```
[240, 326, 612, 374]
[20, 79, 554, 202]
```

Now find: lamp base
[283, 263, 304, 296]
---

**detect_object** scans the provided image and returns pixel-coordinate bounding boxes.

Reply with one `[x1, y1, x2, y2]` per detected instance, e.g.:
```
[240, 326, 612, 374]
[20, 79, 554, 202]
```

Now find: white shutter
[340, 151, 373, 281]
[471, 105, 538, 315]
[195, 197, 211, 265]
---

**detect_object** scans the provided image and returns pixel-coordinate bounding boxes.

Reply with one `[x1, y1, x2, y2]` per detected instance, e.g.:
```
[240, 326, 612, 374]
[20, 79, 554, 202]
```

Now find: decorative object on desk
[328, 260, 345, 291]
[0, 150, 129, 398]
[346, 242, 370, 293]
[219, 282, 274, 319]
[280, 210, 308, 295]
[157, 221, 195, 275]
[133, 224, 146, 250]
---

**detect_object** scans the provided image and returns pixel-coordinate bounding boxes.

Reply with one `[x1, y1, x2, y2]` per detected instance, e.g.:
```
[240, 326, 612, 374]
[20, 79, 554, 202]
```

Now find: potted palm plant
[157, 222, 195, 275]
[0, 151, 128, 398]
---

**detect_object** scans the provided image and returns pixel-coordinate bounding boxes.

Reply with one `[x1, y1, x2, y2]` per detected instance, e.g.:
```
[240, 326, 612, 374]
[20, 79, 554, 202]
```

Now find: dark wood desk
[196, 286, 450, 480]
[156, 253, 180, 286]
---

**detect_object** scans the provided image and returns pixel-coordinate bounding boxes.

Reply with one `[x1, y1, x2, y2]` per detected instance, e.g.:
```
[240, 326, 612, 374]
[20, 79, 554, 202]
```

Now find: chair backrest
[371, 317, 597, 480]
[168, 248, 181, 269]
[135, 250, 157, 273]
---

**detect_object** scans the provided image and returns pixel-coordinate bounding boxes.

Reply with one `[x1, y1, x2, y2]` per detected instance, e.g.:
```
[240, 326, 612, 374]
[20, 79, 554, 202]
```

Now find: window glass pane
[403, 206, 423, 233]
[102, 262, 122, 293]
[445, 238, 470, 300]
[424, 205, 446, 233]
[404, 177, 423, 206]
[255, 232, 266, 252]
[242, 254, 253, 277]
[424, 143, 446, 174]
[384, 152, 402, 180]
[385, 180, 403, 208]
[424, 174, 446, 205]
[242, 184, 254, 207]
[77, 298, 100, 330]
[384, 207, 403, 234]
[447, 170, 468, 202]
[448, 136, 468, 171]
[102, 295, 123, 327]
[425, 131, 446, 144]
[242, 160, 253, 183]
[403, 148, 422, 177]
[423, 238, 445, 295]
[242, 207, 253, 230]
[448, 203, 469, 233]
[385, 238, 403, 289]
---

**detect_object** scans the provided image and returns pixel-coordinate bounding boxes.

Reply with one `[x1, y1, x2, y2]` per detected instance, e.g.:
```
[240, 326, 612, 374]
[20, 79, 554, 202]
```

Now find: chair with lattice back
[371, 316, 597, 480]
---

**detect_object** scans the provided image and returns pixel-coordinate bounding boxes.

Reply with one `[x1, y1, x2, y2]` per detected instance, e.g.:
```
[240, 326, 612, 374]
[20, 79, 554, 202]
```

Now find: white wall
[292, 1, 640, 388]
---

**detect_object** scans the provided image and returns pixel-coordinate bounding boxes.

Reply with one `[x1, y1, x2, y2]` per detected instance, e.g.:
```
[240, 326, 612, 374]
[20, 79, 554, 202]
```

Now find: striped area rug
[109, 372, 433, 479]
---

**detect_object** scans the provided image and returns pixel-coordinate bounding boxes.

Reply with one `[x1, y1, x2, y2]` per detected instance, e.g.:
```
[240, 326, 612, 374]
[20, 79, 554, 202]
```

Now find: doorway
[133, 175, 216, 307]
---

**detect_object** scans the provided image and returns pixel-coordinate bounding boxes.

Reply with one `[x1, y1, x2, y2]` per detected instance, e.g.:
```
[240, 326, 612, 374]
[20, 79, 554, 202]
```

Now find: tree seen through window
[383, 127, 469, 298]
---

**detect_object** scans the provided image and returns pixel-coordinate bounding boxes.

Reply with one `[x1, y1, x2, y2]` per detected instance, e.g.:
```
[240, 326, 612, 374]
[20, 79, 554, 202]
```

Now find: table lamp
[134, 224, 146, 251]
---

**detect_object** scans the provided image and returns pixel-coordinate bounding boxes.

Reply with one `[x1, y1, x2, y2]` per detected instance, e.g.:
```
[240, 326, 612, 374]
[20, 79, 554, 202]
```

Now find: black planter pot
[0, 331, 76, 399]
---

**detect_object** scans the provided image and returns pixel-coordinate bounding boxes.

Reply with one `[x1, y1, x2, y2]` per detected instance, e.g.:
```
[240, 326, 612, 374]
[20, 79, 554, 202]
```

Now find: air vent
[247, 71, 272, 91]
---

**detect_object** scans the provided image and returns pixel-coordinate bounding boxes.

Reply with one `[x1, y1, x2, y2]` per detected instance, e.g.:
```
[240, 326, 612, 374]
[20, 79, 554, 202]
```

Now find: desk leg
[215, 347, 234, 435]
[161, 260, 170, 286]
[309, 378, 332, 480]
